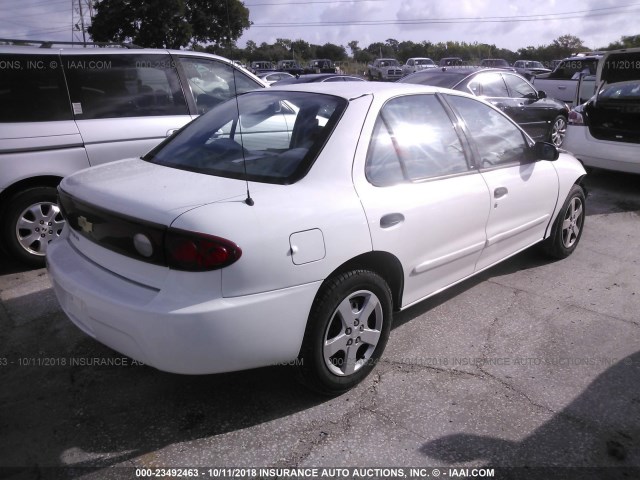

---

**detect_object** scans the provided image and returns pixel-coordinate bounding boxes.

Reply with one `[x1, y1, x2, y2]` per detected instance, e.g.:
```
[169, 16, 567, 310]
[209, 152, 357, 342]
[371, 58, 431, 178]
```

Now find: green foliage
[88, 0, 250, 49]
[600, 34, 640, 49]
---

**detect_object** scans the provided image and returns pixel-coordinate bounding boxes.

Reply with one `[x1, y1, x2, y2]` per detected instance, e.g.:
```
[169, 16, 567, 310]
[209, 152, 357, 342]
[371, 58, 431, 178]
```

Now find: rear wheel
[1, 187, 65, 267]
[541, 184, 585, 259]
[549, 115, 567, 147]
[297, 270, 393, 395]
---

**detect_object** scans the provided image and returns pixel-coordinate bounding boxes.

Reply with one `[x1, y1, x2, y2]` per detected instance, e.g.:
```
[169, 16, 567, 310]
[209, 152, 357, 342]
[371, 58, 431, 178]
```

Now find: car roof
[0, 45, 268, 86]
[273, 73, 362, 85]
[400, 67, 523, 88]
[267, 81, 448, 99]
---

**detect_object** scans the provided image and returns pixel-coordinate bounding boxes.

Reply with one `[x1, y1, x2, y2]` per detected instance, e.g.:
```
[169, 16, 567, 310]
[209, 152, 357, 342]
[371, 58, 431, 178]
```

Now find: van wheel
[541, 184, 585, 259]
[2, 187, 65, 267]
[296, 270, 393, 395]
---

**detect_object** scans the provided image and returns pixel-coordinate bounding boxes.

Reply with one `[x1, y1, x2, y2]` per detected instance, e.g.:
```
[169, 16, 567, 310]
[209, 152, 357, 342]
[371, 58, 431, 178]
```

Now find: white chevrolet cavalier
[47, 83, 587, 394]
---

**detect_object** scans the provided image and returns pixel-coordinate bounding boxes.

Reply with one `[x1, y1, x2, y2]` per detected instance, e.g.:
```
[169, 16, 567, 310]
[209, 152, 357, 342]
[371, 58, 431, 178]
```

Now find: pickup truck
[367, 58, 403, 81]
[532, 55, 601, 106]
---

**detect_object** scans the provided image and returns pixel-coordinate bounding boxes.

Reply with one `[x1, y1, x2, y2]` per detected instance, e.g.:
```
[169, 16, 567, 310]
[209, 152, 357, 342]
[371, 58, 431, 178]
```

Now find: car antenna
[225, 0, 254, 206]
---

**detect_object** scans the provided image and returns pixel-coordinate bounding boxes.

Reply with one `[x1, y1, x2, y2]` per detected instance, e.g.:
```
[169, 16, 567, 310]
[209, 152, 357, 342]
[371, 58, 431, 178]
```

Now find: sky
[1, 0, 639, 54]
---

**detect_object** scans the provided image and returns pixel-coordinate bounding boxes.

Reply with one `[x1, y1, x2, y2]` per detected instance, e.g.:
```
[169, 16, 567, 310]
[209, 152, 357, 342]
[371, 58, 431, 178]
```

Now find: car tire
[541, 184, 585, 259]
[296, 270, 393, 395]
[549, 115, 567, 147]
[2, 187, 65, 267]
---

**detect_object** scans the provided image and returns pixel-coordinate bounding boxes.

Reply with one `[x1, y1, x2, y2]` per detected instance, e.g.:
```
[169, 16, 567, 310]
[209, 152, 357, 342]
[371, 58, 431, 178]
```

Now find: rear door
[353, 93, 491, 307]
[445, 94, 559, 271]
[63, 52, 192, 166]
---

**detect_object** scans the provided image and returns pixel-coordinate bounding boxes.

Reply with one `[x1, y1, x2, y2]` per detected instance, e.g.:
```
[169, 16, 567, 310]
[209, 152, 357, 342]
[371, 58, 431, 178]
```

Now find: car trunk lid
[586, 49, 640, 143]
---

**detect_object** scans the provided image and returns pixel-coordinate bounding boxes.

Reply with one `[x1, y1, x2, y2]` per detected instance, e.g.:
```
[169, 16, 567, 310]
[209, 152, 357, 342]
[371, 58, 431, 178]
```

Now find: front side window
[503, 74, 537, 98]
[467, 73, 509, 97]
[179, 57, 262, 114]
[145, 91, 347, 184]
[0, 54, 72, 122]
[63, 54, 188, 119]
[366, 95, 470, 187]
[447, 95, 530, 168]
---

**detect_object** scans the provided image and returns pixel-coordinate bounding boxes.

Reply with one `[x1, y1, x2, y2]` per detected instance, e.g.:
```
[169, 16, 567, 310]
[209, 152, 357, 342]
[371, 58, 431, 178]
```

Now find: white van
[0, 43, 265, 265]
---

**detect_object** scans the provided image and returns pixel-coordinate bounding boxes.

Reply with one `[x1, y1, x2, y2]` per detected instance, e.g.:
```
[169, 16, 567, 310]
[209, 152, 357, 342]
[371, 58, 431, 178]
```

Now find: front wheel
[1, 187, 65, 267]
[549, 115, 567, 147]
[541, 184, 585, 259]
[296, 270, 393, 395]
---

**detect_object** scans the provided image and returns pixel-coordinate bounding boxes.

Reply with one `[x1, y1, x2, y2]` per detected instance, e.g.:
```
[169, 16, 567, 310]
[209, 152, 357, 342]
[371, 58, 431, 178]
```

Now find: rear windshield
[144, 91, 347, 184]
[599, 81, 640, 100]
[400, 71, 468, 88]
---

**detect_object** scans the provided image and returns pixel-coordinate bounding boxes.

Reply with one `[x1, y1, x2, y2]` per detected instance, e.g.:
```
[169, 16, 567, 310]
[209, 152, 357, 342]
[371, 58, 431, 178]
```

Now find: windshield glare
[145, 91, 347, 184]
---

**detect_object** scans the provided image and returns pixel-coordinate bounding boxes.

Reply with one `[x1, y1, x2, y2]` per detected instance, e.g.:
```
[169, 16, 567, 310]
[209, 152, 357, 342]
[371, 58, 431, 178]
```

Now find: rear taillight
[568, 105, 586, 126]
[165, 228, 242, 272]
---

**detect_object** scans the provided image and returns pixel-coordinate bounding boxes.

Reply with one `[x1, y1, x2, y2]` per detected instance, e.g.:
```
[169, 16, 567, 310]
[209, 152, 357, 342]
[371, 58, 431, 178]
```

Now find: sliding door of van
[63, 52, 192, 166]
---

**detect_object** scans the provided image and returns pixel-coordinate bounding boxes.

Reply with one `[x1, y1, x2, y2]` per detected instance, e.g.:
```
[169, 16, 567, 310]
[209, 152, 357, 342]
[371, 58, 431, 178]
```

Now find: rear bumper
[563, 126, 640, 174]
[47, 237, 321, 374]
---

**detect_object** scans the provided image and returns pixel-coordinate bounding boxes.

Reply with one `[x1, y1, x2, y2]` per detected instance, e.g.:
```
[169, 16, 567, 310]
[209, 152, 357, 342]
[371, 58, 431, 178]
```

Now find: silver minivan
[0, 43, 266, 265]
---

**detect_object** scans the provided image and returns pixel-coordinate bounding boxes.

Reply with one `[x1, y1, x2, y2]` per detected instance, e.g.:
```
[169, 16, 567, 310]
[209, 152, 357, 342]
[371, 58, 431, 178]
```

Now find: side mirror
[537, 90, 547, 99]
[534, 141, 559, 161]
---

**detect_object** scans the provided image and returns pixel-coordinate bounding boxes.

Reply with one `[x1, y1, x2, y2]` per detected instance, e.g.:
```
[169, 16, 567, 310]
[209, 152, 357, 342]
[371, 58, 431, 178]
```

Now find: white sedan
[47, 83, 587, 395]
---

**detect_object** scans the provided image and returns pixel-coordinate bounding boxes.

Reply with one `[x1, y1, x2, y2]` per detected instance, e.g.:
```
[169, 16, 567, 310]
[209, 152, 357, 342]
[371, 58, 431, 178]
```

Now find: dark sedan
[272, 73, 366, 86]
[399, 67, 569, 147]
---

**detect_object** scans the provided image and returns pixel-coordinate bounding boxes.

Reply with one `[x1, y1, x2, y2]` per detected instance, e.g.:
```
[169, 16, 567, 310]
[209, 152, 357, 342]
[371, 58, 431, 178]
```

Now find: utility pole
[71, 0, 94, 46]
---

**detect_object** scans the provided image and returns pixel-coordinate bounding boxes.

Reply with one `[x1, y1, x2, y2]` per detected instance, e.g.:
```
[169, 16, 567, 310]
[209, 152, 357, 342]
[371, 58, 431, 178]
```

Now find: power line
[250, 3, 640, 27]
[246, 0, 385, 5]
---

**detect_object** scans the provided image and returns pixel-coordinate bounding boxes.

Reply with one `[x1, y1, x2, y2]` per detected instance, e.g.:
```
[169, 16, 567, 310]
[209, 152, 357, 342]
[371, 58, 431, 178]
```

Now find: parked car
[272, 73, 366, 86]
[563, 47, 640, 174]
[305, 59, 338, 74]
[400, 67, 569, 147]
[532, 54, 602, 106]
[367, 58, 403, 81]
[257, 71, 294, 86]
[277, 60, 305, 76]
[402, 57, 436, 76]
[47, 82, 587, 395]
[439, 57, 463, 67]
[250, 60, 275, 75]
[512, 60, 552, 80]
[0, 42, 266, 266]
[480, 58, 511, 68]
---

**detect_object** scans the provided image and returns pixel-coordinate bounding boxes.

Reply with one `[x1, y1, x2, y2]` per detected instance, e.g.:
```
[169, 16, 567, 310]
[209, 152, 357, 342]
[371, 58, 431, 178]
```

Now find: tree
[316, 43, 347, 61]
[601, 34, 640, 49]
[88, 0, 250, 49]
[347, 40, 360, 58]
[551, 35, 588, 57]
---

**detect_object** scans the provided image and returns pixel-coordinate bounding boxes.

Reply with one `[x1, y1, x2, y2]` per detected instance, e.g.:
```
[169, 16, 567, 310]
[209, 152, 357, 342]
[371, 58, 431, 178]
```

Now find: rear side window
[366, 94, 470, 186]
[63, 54, 188, 119]
[0, 54, 72, 122]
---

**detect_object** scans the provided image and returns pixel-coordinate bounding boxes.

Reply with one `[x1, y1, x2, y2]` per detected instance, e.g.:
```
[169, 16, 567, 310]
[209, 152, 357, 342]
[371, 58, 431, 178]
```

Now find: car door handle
[380, 213, 405, 229]
[494, 187, 508, 199]
[558, 86, 567, 90]
[166, 128, 180, 137]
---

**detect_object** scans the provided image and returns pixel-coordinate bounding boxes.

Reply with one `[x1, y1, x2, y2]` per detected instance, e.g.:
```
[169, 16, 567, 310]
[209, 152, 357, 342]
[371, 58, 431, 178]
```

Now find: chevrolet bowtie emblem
[77, 215, 93, 233]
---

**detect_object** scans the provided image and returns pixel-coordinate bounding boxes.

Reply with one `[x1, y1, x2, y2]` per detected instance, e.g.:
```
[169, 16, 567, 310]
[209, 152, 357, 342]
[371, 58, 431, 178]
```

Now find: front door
[445, 94, 559, 271]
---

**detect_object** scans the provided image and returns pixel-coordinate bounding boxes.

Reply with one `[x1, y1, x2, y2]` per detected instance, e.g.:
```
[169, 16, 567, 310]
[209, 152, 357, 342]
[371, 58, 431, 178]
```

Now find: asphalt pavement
[0, 169, 639, 480]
